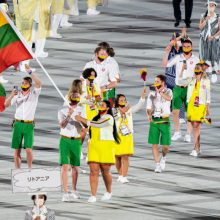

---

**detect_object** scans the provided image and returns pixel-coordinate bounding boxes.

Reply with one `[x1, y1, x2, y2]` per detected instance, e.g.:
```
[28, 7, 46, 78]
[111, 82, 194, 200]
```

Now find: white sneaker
[117, 175, 122, 182]
[160, 157, 166, 170]
[120, 176, 129, 184]
[60, 21, 73, 27]
[154, 163, 162, 173]
[179, 118, 186, 124]
[190, 150, 198, 157]
[62, 193, 70, 202]
[69, 191, 80, 200]
[81, 152, 84, 160]
[88, 195, 96, 203]
[184, 134, 191, 143]
[87, 8, 100, 16]
[0, 76, 8, 84]
[50, 33, 63, 39]
[35, 51, 48, 58]
[101, 192, 112, 201]
[171, 132, 182, 141]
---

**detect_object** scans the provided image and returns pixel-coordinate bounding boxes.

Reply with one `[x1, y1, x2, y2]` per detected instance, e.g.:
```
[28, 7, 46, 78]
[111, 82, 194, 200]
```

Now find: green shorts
[103, 88, 116, 100]
[148, 118, 171, 146]
[172, 86, 187, 110]
[59, 137, 82, 166]
[11, 121, 34, 149]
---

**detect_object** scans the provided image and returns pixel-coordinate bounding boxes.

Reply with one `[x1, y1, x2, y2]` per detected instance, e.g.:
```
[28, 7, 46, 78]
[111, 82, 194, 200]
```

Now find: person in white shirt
[4, 65, 41, 169]
[83, 46, 118, 104]
[146, 75, 173, 173]
[163, 38, 199, 142]
[58, 92, 84, 202]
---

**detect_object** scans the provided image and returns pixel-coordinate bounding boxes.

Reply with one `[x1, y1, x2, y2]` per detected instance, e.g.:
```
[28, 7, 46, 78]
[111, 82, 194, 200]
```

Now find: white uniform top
[166, 54, 200, 86]
[11, 88, 41, 121]
[58, 105, 83, 137]
[87, 114, 115, 141]
[146, 88, 173, 118]
[104, 56, 121, 80]
[84, 60, 117, 89]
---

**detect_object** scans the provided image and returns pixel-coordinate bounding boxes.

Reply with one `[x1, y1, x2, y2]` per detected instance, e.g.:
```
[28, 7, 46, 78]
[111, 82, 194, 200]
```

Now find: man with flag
[4, 65, 41, 169]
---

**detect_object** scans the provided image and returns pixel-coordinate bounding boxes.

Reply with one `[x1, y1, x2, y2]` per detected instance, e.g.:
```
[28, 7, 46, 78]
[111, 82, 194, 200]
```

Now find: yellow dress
[115, 116, 134, 156]
[187, 82, 206, 122]
[85, 86, 99, 121]
[88, 127, 116, 164]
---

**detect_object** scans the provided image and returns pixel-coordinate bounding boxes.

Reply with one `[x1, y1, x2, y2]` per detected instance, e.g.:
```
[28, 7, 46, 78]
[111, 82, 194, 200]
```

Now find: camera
[149, 85, 156, 91]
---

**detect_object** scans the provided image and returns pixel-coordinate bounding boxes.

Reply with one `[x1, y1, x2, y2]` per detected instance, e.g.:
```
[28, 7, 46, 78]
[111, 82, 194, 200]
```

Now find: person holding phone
[4, 65, 41, 169]
[163, 38, 199, 142]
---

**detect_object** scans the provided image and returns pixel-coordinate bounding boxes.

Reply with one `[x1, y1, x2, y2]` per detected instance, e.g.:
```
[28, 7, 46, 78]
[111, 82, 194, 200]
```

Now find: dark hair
[90, 100, 120, 144]
[182, 39, 192, 46]
[23, 77, 32, 85]
[115, 94, 126, 108]
[31, 194, 47, 204]
[82, 68, 97, 79]
[156, 75, 167, 83]
[0, 0, 7, 3]
[95, 43, 115, 57]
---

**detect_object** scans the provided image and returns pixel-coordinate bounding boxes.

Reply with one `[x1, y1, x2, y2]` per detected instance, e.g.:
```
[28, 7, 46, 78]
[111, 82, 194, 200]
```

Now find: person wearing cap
[114, 88, 146, 183]
[186, 63, 211, 157]
[24, 194, 55, 220]
[4, 65, 41, 169]
[163, 38, 199, 143]
[75, 100, 120, 203]
[58, 92, 84, 202]
[146, 75, 173, 173]
[199, 0, 220, 83]
[172, 0, 193, 27]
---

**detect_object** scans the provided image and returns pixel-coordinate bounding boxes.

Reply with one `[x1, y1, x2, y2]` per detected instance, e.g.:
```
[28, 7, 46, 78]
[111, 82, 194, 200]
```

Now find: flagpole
[35, 58, 69, 106]
[0, 8, 69, 106]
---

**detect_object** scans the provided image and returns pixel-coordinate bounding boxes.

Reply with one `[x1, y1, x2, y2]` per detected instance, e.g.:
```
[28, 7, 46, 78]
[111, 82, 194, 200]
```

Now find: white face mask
[35, 198, 44, 207]
[208, 6, 216, 13]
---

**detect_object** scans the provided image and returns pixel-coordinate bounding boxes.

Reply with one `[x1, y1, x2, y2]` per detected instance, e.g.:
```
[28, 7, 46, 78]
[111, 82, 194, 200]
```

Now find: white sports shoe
[184, 134, 191, 143]
[160, 157, 166, 171]
[69, 191, 80, 200]
[211, 73, 217, 83]
[60, 21, 73, 27]
[179, 118, 186, 124]
[117, 175, 123, 182]
[120, 176, 129, 184]
[88, 196, 97, 203]
[62, 193, 70, 202]
[154, 163, 162, 173]
[50, 33, 63, 39]
[190, 150, 198, 157]
[87, 8, 100, 16]
[171, 132, 182, 141]
[35, 51, 48, 58]
[101, 192, 112, 201]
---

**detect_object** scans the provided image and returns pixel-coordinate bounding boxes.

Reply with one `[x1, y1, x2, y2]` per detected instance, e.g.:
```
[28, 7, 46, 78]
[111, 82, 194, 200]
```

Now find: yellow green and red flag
[0, 8, 33, 73]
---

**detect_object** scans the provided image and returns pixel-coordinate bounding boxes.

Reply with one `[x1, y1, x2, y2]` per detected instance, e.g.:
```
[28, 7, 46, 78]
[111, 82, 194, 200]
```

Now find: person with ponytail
[75, 100, 120, 203]
[114, 88, 146, 183]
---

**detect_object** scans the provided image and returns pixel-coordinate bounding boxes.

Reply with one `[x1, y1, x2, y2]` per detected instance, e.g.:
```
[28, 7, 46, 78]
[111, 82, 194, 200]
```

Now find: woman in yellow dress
[75, 100, 120, 203]
[114, 88, 146, 183]
[81, 68, 101, 121]
[187, 63, 211, 157]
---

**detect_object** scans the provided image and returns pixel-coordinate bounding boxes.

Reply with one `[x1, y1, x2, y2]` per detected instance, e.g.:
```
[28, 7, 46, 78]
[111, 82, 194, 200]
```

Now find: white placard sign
[11, 167, 61, 193]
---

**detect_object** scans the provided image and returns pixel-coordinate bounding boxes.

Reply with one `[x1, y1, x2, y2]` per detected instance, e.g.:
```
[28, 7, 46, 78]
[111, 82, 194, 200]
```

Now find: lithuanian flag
[0, 83, 6, 112]
[0, 8, 33, 73]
